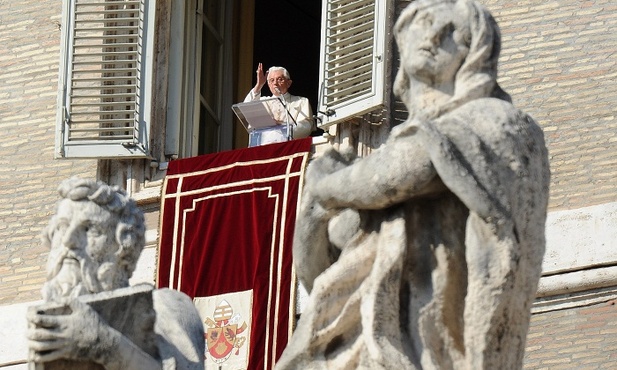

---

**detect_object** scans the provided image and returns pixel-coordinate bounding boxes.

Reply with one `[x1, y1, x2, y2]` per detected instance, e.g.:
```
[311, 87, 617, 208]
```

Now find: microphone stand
[275, 88, 293, 141]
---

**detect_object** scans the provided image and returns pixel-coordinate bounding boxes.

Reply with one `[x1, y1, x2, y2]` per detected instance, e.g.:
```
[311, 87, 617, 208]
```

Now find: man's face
[267, 69, 292, 96]
[399, 4, 469, 85]
[44, 198, 120, 300]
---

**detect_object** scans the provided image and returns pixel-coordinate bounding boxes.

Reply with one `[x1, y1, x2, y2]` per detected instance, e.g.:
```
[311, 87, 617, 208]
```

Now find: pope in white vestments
[244, 64, 313, 144]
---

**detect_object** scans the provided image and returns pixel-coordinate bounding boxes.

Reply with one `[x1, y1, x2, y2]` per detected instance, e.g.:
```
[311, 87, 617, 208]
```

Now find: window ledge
[132, 180, 163, 205]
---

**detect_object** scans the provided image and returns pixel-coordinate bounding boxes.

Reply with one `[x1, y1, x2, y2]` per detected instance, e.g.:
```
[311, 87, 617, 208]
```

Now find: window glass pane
[200, 21, 222, 115]
[199, 104, 220, 154]
[203, 0, 222, 33]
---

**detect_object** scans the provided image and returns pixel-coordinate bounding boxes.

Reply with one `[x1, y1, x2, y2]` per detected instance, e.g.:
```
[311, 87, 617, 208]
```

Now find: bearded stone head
[41, 178, 145, 302]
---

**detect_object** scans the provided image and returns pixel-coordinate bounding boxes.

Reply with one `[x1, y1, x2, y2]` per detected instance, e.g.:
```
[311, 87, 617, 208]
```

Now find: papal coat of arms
[204, 299, 248, 364]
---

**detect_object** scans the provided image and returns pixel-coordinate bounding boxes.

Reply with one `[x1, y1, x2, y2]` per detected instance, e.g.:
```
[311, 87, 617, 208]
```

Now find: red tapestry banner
[157, 138, 312, 370]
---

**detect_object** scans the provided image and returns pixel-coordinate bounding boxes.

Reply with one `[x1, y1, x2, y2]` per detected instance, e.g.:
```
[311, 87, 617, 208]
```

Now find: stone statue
[277, 0, 550, 369]
[27, 178, 205, 369]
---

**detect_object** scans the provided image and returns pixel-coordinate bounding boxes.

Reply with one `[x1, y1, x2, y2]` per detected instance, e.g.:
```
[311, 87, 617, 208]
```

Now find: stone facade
[0, 0, 97, 305]
[488, 1, 617, 368]
[524, 299, 617, 369]
[0, 0, 616, 369]
[485, 0, 617, 211]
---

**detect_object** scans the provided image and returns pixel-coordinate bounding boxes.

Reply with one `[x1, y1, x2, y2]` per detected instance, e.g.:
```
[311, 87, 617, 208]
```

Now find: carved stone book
[29, 284, 157, 370]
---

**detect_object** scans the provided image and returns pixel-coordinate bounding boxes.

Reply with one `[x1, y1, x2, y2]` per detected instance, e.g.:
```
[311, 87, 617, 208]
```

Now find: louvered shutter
[316, 0, 389, 128]
[55, 0, 154, 159]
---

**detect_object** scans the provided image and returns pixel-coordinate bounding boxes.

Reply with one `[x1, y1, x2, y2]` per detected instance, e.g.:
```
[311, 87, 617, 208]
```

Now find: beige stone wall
[484, 1, 617, 369]
[0, 1, 97, 305]
[485, 0, 617, 211]
[524, 299, 617, 369]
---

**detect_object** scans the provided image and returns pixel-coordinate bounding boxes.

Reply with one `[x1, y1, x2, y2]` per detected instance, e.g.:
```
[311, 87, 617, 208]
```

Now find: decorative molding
[532, 285, 617, 314]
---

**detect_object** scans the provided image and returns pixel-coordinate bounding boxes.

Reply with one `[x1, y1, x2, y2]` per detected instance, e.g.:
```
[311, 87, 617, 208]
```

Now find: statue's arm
[27, 299, 163, 370]
[312, 134, 443, 210]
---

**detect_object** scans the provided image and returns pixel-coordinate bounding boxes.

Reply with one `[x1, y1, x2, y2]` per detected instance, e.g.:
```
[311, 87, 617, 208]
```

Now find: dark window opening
[253, 0, 322, 136]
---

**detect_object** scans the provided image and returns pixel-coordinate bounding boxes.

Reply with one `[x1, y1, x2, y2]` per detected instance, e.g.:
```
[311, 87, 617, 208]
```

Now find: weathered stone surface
[27, 178, 205, 370]
[277, 0, 550, 369]
[29, 284, 156, 370]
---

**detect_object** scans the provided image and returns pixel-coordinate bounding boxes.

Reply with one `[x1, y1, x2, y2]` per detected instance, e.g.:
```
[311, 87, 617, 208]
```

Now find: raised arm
[244, 63, 268, 102]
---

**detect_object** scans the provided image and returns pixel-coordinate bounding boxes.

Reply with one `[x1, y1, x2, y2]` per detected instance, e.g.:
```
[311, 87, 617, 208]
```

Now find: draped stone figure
[276, 0, 550, 369]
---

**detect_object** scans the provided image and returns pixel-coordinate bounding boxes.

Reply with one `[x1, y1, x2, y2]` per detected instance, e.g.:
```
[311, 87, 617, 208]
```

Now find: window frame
[315, 0, 390, 129]
[164, 0, 234, 159]
[55, 0, 156, 159]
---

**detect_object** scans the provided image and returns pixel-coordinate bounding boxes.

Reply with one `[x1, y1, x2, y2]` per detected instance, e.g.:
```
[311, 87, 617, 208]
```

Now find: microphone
[274, 87, 294, 141]
[274, 88, 296, 125]
[274, 87, 287, 109]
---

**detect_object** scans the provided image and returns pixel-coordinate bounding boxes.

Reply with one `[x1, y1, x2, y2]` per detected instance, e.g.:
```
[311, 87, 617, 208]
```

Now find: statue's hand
[306, 148, 357, 202]
[27, 299, 116, 364]
[307, 148, 356, 180]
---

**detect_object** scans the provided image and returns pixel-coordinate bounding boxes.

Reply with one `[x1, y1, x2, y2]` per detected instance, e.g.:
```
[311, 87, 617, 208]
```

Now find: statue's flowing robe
[277, 98, 550, 370]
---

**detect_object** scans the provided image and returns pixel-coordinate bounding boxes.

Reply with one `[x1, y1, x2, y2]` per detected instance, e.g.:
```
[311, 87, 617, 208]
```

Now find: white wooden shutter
[316, 0, 389, 128]
[55, 0, 154, 159]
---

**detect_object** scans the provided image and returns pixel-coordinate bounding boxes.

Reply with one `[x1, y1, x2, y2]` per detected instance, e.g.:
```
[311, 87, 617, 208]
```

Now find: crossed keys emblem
[204, 299, 248, 366]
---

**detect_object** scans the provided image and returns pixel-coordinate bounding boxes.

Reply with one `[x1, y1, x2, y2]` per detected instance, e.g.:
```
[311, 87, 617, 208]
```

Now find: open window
[56, 0, 322, 161]
[167, 0, 322, 157]
[165, 0, 234, 158]
[252, 0, 322, 124]
[55, 0, 155, 159]
[316, 0, 390, 128]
